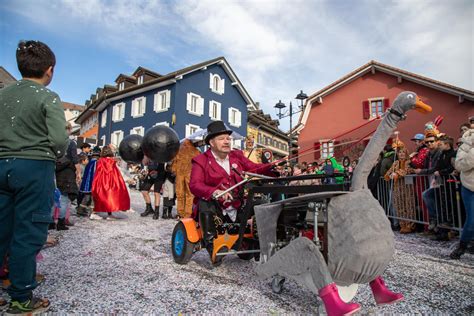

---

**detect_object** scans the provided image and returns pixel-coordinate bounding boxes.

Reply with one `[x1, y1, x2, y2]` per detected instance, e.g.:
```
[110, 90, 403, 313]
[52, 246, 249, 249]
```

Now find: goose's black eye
[407, 94, 414, 99]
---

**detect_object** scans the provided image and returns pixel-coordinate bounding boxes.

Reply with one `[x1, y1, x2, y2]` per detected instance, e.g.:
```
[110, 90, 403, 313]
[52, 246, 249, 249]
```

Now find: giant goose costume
[254, 92, 431, 315]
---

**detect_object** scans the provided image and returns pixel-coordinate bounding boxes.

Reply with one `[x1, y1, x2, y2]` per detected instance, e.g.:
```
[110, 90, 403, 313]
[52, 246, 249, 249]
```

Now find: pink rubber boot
[319, 283, 361, 316]
[369, 276, 404, 305]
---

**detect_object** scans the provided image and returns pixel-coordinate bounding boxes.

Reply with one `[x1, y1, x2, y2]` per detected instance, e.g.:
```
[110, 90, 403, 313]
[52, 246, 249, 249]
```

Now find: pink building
[296, 61, 474, 162]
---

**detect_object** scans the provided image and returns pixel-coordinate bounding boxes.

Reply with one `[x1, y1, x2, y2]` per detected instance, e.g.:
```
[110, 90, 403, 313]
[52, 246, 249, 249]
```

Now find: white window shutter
[166, 90, 171, 109]
[216, 102, 221, 120]
[185, 124, 190, 137]
[141, 97, 146, 115]
[198, 97, 204, 115]
[209, 101, 213, 119]
[209, 73, 214, 90]
[186, 93, 191, 112]
[228, 107, 232, 124]
[131, 100, 136, 117]
[220, 78, 225, 94]
[236, 110, 241, 127]
[153, 93, 160, 112]
[102, 109, 107, 127]
[120, 104, 125, 119]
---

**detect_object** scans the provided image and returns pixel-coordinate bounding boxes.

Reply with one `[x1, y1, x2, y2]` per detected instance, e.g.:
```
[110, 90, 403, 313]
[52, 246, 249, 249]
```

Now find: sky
[1, 0, 473, 131]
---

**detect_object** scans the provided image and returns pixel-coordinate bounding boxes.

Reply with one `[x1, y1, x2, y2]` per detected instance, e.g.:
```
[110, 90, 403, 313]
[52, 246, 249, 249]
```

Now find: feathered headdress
[424, 115, 443, 136]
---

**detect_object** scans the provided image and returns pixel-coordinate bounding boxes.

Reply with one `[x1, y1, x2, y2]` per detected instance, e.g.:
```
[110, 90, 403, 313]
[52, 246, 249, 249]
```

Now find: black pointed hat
[204, 120, 233, 145]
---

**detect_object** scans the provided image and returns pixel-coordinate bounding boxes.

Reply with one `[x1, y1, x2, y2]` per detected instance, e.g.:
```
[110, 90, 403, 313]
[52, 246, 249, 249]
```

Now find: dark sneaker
[5, 297, 50, 315]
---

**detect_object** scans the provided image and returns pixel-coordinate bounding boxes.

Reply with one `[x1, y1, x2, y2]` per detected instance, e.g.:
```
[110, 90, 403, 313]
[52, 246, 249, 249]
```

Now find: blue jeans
[422, 188, 438, 222]
[0, 158, 55, 302]
[460, 185, 474, 242]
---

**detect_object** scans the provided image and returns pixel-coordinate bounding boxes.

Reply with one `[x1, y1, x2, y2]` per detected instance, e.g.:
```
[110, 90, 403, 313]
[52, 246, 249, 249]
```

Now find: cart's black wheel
[172, 222, 195, 264]
[271, 276, 285, 294]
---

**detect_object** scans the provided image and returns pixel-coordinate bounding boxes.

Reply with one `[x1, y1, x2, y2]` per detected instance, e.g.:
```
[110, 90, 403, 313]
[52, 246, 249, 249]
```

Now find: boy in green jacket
[0, 40, 68, 315]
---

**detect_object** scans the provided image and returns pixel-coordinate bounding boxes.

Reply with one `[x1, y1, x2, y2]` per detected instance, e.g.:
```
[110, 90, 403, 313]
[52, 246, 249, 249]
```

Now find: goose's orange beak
[415, 97, 432, 114]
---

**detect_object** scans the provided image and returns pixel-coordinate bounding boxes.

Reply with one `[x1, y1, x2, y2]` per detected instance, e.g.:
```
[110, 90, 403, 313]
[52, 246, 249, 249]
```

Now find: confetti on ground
[4, 190, 472, 314]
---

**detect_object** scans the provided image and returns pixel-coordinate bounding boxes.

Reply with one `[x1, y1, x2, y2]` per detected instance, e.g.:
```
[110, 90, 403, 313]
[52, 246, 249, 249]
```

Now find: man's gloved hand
[212, 190, 233, 202]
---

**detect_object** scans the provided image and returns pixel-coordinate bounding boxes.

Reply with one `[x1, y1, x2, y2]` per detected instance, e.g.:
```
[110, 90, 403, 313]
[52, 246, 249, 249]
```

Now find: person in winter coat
[416, 133, 442, 231]
[171, 139, 200, 218]
[450, 129, 474, 259]
[76, 146, 101, 217]
[0, 40, 68, 315]
[384, 148, 415, 233]
[409, 133, 429, 169]
[54, 122, 80, 230]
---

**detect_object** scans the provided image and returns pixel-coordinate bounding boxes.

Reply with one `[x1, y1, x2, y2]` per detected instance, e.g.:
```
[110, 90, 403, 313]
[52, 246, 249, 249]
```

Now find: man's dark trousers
[0, 158, 55, 302]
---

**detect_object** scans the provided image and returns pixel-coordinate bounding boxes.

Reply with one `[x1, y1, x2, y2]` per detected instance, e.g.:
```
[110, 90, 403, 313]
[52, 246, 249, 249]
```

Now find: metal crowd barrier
[375, 174, 464, 231]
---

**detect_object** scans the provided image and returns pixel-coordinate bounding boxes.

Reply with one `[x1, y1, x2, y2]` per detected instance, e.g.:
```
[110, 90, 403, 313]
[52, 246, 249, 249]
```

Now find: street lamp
[296, 90, 308, 109]
[274, 90, 308, 159]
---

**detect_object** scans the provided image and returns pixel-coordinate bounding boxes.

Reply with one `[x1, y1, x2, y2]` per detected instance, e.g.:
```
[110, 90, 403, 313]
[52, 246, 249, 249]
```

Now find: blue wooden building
[77, 57, 256, 150]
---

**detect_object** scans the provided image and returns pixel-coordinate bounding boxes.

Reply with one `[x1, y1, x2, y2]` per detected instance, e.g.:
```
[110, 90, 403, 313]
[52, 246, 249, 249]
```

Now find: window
[321, 141, 334, 159]
[154, 90, 171, 113]
[100, 135, 106, 147]
[363, 98, 389, 119]
[186, 92, 204, 116]
[130, 126, 145, 136]
[232, 139, 242, 149]
[185, 124, 200, 138]
[370, 99, 384, 118]
[132, 97, 146, 117]
[112, 102, 125, 122]
[209, 73, 225, 94]
[111, 130, 124, 147]
[118, 82, 125, 91]
[153, 121, 170, 127]
[228, 107, 241, 127]
[137, 75, 144, 85]
[101, 109, 107, 127]
[209, 100, 221, 120]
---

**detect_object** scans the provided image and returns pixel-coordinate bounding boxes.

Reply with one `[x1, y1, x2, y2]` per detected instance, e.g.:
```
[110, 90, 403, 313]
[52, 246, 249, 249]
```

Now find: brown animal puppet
[171, 139, 200, 218]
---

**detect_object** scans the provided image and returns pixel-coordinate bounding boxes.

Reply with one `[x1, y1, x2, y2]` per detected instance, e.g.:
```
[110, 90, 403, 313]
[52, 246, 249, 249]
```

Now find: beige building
[245, 109, 289, 163]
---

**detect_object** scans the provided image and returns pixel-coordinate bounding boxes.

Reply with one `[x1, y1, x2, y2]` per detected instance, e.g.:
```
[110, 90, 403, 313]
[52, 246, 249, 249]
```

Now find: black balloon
[141, 126, 180, 163]
[118, 134, 144, 163]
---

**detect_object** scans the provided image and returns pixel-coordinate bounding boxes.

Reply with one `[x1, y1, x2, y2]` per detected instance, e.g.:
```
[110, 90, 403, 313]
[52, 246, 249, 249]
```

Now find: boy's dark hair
[80, 143, 91, 149]
[16, 40, 56, 78]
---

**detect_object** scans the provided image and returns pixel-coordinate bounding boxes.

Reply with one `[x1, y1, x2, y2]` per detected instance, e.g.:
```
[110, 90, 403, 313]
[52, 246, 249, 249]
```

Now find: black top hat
[205, 120, 233, 145]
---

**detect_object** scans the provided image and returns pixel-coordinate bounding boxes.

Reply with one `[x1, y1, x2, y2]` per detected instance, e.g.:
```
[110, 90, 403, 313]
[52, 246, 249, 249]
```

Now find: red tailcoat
[92, 157, 130, 213]
[189, 149, 274, 209]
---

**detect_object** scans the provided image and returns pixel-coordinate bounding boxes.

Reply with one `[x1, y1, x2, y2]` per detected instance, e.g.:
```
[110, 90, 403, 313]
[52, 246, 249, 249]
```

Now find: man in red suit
[190, 121, 274, 258]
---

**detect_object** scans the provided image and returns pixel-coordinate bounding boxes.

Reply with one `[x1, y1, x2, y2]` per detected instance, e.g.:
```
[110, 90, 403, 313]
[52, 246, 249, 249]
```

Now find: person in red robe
[190, 121, 275, 260]
[92, 146, 130, 218]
